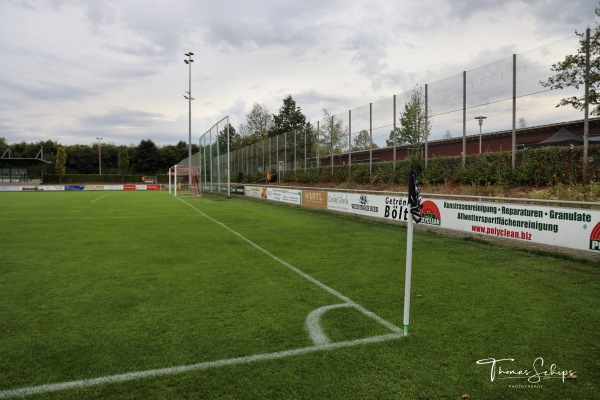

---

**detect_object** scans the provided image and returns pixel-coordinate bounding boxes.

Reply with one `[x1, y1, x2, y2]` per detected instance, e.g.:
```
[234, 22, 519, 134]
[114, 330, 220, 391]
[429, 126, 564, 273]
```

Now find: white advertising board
[267, 188, 302, 205]
[38, 185, 65, 191]
[327, 192, 411, 222]
[245, 186, 266, 199]
[417, 198, 600, 253]
[245, 186, 600, 254]
[0, 186, 23, 192]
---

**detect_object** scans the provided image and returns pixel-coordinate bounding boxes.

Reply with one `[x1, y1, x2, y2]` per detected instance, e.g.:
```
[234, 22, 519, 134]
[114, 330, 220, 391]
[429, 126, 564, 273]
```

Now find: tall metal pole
[369, 103, 373, 177]
[424, 85, 428, 168]
[583, 28, 590, 179]
[462, 71, 466, 166]
[96, 137, 103, 175]
[475, 116, 486, 153]
[393, 95, 396, 170]
[226, 117, 231, 198]
[512, 54, 517, 169]
[348, 109, 352, 173]
[184, 52, 194, 186]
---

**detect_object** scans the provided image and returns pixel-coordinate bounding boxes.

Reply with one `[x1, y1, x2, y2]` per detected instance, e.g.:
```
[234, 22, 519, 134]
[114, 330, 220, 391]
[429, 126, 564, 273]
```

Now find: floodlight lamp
[184, 60, 189, 64]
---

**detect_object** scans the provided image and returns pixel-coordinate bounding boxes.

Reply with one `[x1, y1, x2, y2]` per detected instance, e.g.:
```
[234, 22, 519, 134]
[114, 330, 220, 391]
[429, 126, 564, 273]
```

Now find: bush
[43, 145, 599, 189]
[44, 174, 145, 184]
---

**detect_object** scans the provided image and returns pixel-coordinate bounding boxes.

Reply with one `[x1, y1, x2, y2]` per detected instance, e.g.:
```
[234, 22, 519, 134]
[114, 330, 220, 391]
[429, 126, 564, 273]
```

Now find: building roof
[0, 158, 51, 166]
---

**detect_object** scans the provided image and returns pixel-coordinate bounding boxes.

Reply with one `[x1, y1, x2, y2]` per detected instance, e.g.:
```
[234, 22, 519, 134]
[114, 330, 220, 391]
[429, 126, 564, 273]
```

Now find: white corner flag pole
[403, 207, 413, 336]
[404, 169, 421, 336]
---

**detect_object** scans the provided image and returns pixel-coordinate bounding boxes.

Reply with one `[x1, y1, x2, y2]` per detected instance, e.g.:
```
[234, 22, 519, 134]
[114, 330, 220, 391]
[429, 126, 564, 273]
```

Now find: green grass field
[0, 190, 598, 399]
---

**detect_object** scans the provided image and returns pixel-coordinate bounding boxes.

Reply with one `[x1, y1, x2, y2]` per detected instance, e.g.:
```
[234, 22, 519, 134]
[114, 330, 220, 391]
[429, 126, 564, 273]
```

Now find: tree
[101, 143, 118, 174]
[118, 146, 129, 177]
[386, 85, 431, 148]
[318, 108, 348, 155]
[443, 130, 452, 139]
[217, 123, 239, 154]
[66, 144, 95, 173]
[540, 5, 600, 115]
[352, 129, 371, 151]
[157, 145, 178, 171]
[56, 147, 66, 183]
[518, 117, 528, 128]
[132, 139, 160, 174]
[245, 103, 273, 140]
[10, 141, 39, 158]
[269, 95, 309, 137]
[172, 140, 188, 162]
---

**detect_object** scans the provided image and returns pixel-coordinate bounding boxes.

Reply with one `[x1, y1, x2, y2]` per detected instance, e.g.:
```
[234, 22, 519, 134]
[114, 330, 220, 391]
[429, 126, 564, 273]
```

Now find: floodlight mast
[96, 137, 103, 175]
[184, 52, 194, 186]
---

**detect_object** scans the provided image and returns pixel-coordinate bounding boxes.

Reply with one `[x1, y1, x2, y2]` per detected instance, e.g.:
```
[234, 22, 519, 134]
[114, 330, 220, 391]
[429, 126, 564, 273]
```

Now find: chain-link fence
[250, 34, 597, 173]
[182, 33, 597, 188]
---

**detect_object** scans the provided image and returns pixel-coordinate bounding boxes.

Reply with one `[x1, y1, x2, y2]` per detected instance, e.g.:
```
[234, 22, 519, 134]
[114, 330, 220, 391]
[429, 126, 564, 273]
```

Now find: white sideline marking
[305, 304, 352, 345]
[91, 194, 111, 203]
[0, 333, 404, 399]
[0, 215, 200, 222]
[176, 197, 403, 335]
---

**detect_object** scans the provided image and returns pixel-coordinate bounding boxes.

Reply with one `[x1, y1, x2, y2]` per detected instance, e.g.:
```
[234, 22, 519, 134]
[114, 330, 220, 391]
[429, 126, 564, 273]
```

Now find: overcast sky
[0, 0, 596, 147]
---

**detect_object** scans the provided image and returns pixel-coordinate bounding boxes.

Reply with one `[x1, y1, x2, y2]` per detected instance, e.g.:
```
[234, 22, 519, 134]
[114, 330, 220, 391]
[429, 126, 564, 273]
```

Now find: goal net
[168, 165, 201, 197]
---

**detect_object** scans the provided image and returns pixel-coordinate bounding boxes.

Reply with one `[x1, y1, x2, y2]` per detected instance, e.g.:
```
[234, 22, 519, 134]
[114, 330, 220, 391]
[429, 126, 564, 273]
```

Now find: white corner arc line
[305, 304, 352, 345]
[0, 334, 404, 399]
[176, 198, 403, 335]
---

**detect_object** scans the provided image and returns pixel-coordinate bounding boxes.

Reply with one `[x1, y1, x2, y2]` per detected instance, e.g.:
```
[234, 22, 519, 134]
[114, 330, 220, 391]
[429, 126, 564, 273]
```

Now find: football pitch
[0, 190, 597, 399]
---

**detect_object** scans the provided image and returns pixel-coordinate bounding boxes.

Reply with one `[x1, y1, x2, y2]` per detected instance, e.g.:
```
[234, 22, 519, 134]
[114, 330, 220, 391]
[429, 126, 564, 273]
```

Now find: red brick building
[323, 118, 600, 165]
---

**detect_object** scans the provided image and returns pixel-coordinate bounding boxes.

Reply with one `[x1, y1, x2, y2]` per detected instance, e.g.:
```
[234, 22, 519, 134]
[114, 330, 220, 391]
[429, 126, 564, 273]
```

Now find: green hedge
[41, 146, 599, 187]
[235, 145, 600, 187]
[44, 174, 147, 184]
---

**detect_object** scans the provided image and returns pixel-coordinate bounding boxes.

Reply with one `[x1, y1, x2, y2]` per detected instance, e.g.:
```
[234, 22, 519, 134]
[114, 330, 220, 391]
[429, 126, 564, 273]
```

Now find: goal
[168, 165, 201, 197]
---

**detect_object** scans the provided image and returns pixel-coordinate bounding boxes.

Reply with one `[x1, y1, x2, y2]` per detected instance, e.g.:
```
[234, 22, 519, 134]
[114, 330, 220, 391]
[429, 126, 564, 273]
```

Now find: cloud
[0, 0, 595, 147]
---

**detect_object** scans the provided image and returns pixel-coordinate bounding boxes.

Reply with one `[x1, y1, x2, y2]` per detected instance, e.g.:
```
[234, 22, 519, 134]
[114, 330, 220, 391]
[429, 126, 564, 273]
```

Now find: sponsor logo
[590, 221, 600, 251]
[420, 200, 441, 226]
[351, 195, 378, 213]
[303, 190, 327, 208]
[383, 196, 409, 221]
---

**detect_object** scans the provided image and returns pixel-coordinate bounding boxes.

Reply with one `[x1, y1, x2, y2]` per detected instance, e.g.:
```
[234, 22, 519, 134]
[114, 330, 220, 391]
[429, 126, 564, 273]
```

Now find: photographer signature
[476, 357, 576, 383]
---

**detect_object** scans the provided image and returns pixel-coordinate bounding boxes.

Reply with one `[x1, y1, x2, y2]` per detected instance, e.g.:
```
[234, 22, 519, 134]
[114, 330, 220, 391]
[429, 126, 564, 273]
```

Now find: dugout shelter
[0, 147, 51, 183]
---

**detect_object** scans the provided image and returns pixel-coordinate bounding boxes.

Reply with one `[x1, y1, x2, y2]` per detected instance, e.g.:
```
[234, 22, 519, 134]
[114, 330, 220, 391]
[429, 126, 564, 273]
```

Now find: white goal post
[168, 165, 201, 197]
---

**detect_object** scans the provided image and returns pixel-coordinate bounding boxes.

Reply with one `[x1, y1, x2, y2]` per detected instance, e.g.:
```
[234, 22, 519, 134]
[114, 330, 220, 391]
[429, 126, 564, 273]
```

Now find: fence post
[348, 109, 352, 174]
[316, 121, 320, 168]
[284, 131, 287, 178]
[304, 126, 307, 170]
[424, 85, 428, 168]
[393, 95, 396, 171]
[330, 116, 334, 177]
[584, 27, 590, 180]
[369, 102, 373, 177]
[462, 71, 466, 167]
[226, 119, 230, 198]
[512, 54, 517, 170]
